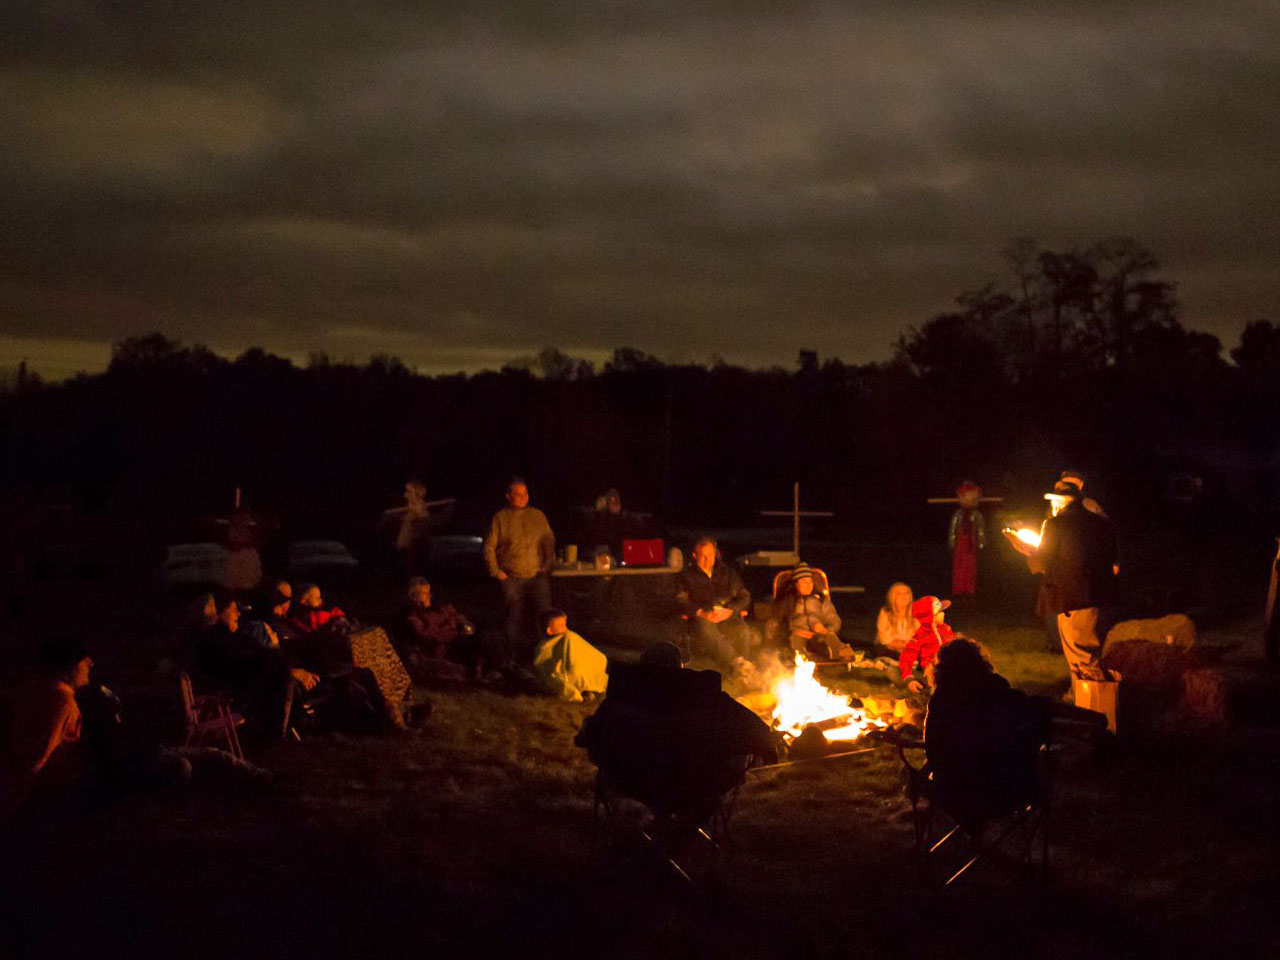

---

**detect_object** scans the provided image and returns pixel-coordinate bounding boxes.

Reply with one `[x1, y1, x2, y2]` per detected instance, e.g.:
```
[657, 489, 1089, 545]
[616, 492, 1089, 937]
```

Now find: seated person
[397, 577, 478, 683]
[674, 537, 758, 669]
[899, 595, 959, 693]
[924, 638, 1050, 832]
[581, 487, 649, 560]
[778, 564, 848, 660]
[262, 581, 298, 641]
[196, 593, 319, 740]
[288, 582, 348, 636]
[533, 608, 609, 701]
[875, 582, 918, 653]
[3, 637, 93, 815]
[576, 641, 777, 814]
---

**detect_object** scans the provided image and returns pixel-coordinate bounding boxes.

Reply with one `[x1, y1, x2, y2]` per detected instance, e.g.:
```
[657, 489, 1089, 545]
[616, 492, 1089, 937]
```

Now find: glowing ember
[769, 658, 884, 742]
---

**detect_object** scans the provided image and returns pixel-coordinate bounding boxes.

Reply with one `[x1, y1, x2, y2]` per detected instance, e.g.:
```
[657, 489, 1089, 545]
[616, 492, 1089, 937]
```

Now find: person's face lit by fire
[795, 575, 814, 597]
[199, 593, 218, 626]
[605, 490, 621, 514]
[219, 601, 240, 632]
[693, 542, 716, 576]
[410, 582, 432, 610]
[300, 586, 322, 609]
[507, 482, 530, 509]
[888, 584, 912, 617]
[70, 654, 94, 689]
[545, 614, 568, 637]
[1047, 493, 1071, 517]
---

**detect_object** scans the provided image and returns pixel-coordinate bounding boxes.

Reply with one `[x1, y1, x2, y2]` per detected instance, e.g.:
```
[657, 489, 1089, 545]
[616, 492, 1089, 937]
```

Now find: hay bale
[1102, 639, 1190, 692]
[1104, 614, 1197, 657]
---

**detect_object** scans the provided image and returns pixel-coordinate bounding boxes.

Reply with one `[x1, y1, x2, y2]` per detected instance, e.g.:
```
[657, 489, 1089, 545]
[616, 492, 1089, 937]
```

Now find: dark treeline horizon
[3, 237, 1280, 578]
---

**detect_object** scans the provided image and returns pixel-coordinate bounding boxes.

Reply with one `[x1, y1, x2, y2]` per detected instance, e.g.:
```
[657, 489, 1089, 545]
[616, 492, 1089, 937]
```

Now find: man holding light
[1004, 478, 1117, 681]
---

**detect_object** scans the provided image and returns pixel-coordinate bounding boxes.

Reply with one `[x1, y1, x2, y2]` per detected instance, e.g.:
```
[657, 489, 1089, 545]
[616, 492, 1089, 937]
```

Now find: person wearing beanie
[781, 564, 846, 660]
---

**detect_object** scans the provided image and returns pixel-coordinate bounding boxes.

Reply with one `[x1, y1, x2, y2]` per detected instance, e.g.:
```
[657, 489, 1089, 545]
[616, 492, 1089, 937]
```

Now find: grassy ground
[4, 570, 1280, 958]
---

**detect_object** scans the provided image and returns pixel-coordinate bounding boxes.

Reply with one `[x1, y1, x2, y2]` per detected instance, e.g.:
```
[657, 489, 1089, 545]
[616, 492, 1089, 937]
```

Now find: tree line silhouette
[2, 237, 1279, 573]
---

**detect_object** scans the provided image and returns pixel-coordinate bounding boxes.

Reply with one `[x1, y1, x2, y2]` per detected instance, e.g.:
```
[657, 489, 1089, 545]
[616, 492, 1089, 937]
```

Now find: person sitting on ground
[288, 582, 349, 637]
[898, 595, 959, 693]
[196, 593, 319, 740]
[533, 608, 609, 702]
[674, 537, 758, 669]
[779, 563, 847, 661]
[3, 637, 94, 815]
[260, 581, 298, 641]
[875, 581, 918, 653]
[923, 638, 1050, 832]
[397, 577, 478, 683]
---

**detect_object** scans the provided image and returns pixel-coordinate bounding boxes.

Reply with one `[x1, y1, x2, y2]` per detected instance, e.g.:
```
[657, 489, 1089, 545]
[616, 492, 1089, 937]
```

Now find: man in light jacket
[483, 477, 556, 659]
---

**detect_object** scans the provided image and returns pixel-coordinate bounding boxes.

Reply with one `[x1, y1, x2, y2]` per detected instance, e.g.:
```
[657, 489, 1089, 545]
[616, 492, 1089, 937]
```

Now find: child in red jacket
[899, 595, 957, 691]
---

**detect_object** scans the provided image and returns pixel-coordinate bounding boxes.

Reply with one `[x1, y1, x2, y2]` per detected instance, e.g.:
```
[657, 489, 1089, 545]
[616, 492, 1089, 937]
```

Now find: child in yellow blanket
[533, 608, 609, 701]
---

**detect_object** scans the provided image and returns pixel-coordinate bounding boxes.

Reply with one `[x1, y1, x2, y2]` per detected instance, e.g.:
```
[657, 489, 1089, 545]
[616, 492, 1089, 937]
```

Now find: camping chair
[891, 722, 1052, 888]
[179, 672, 246, 761]
[580, 664, 756, 886]
[772, 566, 854, 665]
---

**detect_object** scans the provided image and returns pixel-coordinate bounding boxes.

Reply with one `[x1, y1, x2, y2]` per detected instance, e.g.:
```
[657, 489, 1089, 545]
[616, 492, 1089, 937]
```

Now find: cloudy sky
[2, 2, 1278, 378]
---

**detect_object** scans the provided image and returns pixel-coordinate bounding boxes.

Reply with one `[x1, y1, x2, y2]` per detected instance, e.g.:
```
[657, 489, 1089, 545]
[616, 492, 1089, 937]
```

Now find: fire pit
[739, 657, 887, 752]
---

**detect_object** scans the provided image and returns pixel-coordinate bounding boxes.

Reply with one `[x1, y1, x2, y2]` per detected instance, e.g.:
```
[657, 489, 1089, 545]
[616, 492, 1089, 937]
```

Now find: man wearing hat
[1005, 478, 1117, 681]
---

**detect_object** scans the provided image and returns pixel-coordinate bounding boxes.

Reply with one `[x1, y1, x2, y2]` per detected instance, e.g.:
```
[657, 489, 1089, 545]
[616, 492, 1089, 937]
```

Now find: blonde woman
[875, 582, 918, 653]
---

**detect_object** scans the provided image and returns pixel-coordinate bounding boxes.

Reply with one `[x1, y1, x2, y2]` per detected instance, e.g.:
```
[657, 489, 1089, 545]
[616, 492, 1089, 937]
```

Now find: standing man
[674, 537, 758, 669]
[1005, 478, 1117, 681]
[483, 477, 555, 660]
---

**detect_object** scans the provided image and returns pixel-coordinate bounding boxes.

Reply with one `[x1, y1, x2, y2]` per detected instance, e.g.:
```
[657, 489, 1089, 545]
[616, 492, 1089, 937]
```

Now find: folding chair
[579, 664, 759, 886]
[772, 566, 854, 665]
[179, 672, 246, 761]
[892, 724, 1052, 887]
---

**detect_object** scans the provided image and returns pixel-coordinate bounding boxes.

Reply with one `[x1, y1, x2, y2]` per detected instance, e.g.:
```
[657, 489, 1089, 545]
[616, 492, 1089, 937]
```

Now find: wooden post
[760, 482, 834, 559]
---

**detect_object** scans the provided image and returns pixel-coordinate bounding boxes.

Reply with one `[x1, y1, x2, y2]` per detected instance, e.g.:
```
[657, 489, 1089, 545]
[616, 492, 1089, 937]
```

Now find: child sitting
[898, 595, 959, 693]
[533, 608, 609, 702]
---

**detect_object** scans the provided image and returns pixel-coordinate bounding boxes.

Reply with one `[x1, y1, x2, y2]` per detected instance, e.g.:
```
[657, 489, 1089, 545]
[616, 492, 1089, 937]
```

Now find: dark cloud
[2, 2, 1279, 375]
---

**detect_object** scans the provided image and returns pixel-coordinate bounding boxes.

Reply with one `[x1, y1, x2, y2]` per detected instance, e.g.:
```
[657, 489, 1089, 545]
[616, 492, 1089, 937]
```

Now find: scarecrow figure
[948, 481, 986, 597]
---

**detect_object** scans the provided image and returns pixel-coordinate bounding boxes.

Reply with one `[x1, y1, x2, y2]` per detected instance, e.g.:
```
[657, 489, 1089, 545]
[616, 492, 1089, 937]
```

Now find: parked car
[287, 540, 359, 581]
[158, 543, 229, 588]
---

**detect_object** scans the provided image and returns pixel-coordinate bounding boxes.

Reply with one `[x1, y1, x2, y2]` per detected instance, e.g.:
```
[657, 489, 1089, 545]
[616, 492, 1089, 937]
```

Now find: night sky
[3, 2, 1278, 378]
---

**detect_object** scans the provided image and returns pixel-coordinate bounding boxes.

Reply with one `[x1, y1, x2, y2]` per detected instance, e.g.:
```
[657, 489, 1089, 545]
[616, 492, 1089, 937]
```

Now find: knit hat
[911, 596, 950, 620]
[791, 563, 815, 582]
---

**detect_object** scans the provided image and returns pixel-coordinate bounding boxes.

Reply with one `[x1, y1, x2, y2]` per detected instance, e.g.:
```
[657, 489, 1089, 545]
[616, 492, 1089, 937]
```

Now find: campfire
[753, 657, 885, 745]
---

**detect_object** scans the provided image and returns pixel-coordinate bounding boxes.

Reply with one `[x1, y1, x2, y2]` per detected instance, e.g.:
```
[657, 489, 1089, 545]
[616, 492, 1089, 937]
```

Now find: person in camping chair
[781, 564, 847, 661]
[673, 537, 757, 669]
[924, 638, 1050, 832]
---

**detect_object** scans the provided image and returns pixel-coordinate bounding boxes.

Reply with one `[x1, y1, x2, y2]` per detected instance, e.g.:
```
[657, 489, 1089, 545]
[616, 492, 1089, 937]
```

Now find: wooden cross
[760, 482, 834, 558]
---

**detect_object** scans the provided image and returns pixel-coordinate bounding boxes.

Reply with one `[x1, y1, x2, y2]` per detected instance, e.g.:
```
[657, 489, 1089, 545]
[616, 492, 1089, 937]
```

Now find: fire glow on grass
[771, 658, 885, 742]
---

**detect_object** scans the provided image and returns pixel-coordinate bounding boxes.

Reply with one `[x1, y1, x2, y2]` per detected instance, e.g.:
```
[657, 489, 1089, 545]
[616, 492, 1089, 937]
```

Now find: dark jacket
[675, 562, 750, 618]
[1035, 501, 1117, 615]
[924, 671, 1050, 828]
